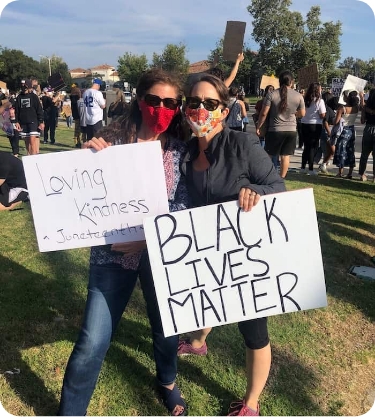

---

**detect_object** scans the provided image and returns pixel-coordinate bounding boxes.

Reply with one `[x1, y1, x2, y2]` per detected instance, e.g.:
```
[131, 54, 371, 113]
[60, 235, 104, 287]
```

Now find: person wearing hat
[14, 79, 44, 155]
[70, 83, 83, 148]
[82, 78, 106, 140]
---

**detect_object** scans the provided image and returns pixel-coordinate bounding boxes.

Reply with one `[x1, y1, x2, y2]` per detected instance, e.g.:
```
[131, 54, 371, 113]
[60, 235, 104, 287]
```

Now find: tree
[117, 52, 148, 88]
[39, 54, 72, 88]
[0, 47, 42, 90]
[208, 39, 257, 90]
[152, 43, 189, 78]
[247, 0, 342, 84]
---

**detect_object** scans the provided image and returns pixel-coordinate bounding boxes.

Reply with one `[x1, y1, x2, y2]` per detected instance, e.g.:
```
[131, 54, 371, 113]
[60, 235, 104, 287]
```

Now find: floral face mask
[185, 104, 223, 137]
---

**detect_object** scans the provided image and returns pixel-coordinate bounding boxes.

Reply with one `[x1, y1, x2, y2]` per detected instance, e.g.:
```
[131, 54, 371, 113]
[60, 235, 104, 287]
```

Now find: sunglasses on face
[143, 94, 181, 110]
[185, 97, 223, 111]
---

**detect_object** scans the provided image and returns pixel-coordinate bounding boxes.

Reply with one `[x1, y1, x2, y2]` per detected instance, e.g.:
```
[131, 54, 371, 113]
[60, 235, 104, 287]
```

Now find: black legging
[301, 123, 322, 170]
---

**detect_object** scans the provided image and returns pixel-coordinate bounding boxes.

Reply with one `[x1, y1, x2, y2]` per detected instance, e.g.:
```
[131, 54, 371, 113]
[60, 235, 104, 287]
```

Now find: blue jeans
[58, 251, 178, 416]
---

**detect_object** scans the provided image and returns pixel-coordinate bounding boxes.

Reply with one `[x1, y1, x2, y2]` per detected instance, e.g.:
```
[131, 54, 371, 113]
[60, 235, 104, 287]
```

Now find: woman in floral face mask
[58, 69, 190, 417]
[179, 74, 286, 416]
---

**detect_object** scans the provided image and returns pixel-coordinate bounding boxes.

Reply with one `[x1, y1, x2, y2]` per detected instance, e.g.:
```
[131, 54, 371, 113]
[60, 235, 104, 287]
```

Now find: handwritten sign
[338, 74, 367, 105]
[222, 21, 246, 62]
[297, 63, 319, 89]
[144, 188, 327, 337]
[331, 77, 345, 97]
[22, 142, 169, 252]
[260, 75, 279, 90]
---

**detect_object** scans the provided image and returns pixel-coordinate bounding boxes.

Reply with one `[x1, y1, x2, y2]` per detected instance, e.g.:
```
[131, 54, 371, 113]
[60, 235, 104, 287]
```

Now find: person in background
[318, 94, 339, 173]
[107, 89, 129, 122]
[359, 88, 375, 181]
[58, 69, 190, 417]
[179, 73, 285, 417]
[82, 78, 106, 140]
[333, 90, 364, 178]
[2, 102, 20, 157]
[226, 86, 247, 131]
[41, 88, 56, 144]
[296, 89, 305, 149]
[76, 93, 87, 144]
[14, 79, 44, 155]
[253, 85, 274, 148]
[70, 83, 82, 148]
[300, 82, 326, 175]
[62, 96, 73, 128]
[206, 53, 244, 88]
[256, 70, 305, 178]
[238, 93, 250, 132]
[0, 151, 29, 211]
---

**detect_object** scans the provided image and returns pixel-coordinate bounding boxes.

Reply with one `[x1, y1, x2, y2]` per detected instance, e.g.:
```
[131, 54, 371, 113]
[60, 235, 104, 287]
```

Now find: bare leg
[0, 201, 22, 211]
[279, 155, 289, 178]
[189, 327, 212, 348]
[25, 138, 31, 155]
[244, 343, 271, 410]
[29, 135, 40, 155]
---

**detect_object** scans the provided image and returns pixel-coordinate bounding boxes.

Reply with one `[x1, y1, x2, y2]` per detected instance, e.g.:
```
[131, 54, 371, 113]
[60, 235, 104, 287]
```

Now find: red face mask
[139, 100, 179, 134]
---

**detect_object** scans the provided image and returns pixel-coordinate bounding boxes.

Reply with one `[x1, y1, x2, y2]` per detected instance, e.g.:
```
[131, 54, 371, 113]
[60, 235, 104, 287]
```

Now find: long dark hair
[98, 68, 184, 144]
[278, 70, 293, 113]
[366, 88, 375, 110]
[304, 82, 321, 107]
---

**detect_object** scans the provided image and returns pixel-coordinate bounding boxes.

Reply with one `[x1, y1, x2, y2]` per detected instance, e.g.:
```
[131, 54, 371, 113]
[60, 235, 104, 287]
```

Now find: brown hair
[98, 68, 184, 144]
[186, 74, 230, 107]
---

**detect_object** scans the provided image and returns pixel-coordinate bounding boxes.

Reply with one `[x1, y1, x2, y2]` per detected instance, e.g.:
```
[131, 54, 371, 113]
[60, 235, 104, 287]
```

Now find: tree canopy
[247, 0, 342, 84]
[117, 52, 149, 87]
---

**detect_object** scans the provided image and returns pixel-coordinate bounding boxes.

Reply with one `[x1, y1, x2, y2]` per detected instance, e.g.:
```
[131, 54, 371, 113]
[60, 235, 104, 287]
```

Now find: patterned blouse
[89, 136, 190, 270]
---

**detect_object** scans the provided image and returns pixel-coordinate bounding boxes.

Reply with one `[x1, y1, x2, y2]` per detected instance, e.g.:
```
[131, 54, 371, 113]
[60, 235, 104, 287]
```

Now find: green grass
[0, 128, 375, 416]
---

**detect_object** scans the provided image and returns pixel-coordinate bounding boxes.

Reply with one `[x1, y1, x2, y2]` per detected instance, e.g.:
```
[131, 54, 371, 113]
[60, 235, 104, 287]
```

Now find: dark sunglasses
[143, 94, 181, 110]
[185, 97, 222, 111]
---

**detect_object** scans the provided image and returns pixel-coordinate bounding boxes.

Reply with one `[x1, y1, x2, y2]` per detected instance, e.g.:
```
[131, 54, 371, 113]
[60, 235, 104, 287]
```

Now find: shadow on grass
[0, 251, 88, 416]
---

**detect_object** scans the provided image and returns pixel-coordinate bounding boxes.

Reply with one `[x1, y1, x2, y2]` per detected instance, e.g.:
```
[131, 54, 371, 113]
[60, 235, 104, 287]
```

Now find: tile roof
[188, 60, 211, 74]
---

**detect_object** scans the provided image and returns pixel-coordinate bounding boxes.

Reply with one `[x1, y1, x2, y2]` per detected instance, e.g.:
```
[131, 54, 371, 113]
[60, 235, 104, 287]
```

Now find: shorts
[20, 122, 40, 138]
[265, 131, 297, 156]
[238, 317, 269, 349]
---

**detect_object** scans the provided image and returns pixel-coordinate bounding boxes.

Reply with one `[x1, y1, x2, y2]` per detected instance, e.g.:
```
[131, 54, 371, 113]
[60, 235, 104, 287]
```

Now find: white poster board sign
[23, 142, 169, 252]
[144, 188, 327, 337]
[338, 74, 367, 104]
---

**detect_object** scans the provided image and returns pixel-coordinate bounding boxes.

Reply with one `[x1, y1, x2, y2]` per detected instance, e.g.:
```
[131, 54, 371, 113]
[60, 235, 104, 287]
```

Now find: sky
[0, 0, 374, 71]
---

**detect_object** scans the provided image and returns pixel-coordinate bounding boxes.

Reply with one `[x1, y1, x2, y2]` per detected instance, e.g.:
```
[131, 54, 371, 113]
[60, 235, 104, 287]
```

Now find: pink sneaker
[177, 339, 208, 356]
[228, 400, 260, 416]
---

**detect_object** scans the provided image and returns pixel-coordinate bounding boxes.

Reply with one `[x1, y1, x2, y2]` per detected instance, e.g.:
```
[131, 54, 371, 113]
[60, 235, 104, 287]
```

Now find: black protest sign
[222, 21, 246, 62]
[144, 189, 327, 337]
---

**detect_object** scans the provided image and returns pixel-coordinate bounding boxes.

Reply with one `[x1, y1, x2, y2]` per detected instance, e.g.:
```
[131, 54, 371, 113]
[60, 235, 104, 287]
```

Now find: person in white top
[82, 78, 106, 140]
[300, 82, 326, 175]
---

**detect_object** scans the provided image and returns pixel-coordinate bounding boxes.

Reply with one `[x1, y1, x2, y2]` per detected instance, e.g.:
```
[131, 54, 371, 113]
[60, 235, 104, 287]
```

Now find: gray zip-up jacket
[181, 128, 286, 207]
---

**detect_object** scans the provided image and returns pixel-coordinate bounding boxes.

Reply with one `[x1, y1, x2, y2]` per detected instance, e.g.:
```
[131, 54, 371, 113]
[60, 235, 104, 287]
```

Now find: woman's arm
[224, 53, 244, 88]
[239, 100, 247, 118]
[333, 106, 343, 125]
[255, 104, 270, 136]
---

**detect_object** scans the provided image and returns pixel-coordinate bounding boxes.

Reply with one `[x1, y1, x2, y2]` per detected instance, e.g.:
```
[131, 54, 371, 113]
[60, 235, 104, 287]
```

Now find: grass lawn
[0, 126, 374, 416]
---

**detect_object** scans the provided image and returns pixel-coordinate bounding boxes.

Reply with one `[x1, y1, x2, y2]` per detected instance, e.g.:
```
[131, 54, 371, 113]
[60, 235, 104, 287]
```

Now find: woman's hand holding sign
[239, 187, 260, 212]
[83, 136, 111, 151]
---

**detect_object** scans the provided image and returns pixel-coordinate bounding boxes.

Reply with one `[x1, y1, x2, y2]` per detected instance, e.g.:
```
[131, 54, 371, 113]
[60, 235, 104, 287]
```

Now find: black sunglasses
[143, 94, 181, 110]
[185, 97, 223, 111]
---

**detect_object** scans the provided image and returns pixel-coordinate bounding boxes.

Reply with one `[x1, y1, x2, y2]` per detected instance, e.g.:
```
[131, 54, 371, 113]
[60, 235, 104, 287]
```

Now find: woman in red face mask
[58, 69, 189, 417]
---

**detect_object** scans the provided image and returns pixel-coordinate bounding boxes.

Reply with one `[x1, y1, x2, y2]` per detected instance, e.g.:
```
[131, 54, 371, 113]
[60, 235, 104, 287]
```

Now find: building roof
[188, 60, 211, 74]
[70, 67, 88, 73]
[90, 64, 116, 70]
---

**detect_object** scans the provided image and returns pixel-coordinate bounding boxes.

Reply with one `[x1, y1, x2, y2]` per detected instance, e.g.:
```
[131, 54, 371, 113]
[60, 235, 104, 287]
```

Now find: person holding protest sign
[178, 73, 286, 416]
[58, 69, 190, 417]
[256, 70, 305, 178]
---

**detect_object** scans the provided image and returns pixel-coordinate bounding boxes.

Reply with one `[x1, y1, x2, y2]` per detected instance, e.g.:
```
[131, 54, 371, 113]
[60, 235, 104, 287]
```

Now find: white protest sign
[338, 74, 367, 104]
[23, 142, 169, 252]
[144, 188, 327, 337]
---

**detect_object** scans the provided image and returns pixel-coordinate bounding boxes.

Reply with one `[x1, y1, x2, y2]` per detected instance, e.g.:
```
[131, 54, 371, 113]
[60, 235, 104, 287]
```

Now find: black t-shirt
[0, 151, 27, 189]
[41, 95, 54, 112]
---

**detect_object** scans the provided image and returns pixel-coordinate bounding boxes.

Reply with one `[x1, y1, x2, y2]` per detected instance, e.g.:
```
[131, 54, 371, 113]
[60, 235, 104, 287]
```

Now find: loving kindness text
[36, 164, 149, 240]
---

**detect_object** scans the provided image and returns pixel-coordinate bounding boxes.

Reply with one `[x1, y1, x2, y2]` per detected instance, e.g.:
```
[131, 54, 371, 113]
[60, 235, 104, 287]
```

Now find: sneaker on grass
[177, 339, 207, 356]
[228, 400, 260, 416]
